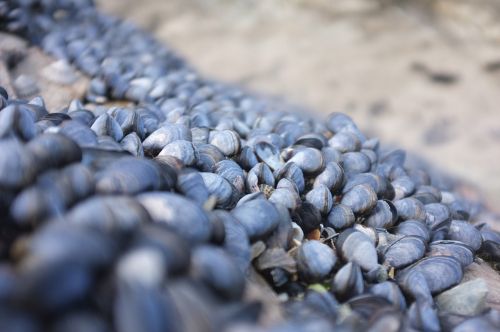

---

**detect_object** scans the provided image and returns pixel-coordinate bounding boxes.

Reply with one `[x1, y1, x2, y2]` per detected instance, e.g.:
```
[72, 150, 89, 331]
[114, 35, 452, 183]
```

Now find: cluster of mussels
[1, 1, 500, 331]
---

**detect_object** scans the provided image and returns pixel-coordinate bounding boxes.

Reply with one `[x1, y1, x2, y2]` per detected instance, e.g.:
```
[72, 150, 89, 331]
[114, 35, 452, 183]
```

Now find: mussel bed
[0, 1, 499, 331]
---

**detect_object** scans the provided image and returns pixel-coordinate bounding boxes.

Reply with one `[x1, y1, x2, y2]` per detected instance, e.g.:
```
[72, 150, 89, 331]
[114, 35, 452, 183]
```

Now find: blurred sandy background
[98, 0, 500, 203]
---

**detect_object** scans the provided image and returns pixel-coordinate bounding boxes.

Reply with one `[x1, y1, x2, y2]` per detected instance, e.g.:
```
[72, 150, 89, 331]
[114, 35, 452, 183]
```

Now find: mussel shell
[337, 229, 380, 273]
[391, 175, 416, 200]
[326, 204, 355, 230]
[0, 104, 36, 141]
[196, 143, 225, 172]
[59, 120, 98, 147]
[0, 139, 37, 190]
[115, 246, 166, 288]
[246, 162, 275, 193]
[328, 131, 361, 153]
[340, 184, 377, 215]
[313, 162, 343, 193]
[254, 141, 283, 170]
[331, 262, 364, 301]
[231, 198, 281, 241]
[113, 281, 178, 332]
[341, 152, 371, 177]
[200, 172, 238, 209]
[369, 281, 406, 311]
[397, 256, 463, 296]
[305, 185, 333, 216]
[138, 192, 211, 243]
[26, 133, 82, 173]
[120, 132, 144, 157]
[381, 235, 426, 269]
[394, 197, 426, 221]
[90, 113, 123, 142]
[209, 129, 241, 156]
[427, 240, 474, 267]
[364, 199, 398, 229]
[158, 140, 198, 166]
[274, 162, 305, 194]
[395, 220, 430, 243]
[286, 147, 324, 174]
[211, 210, 251, 272]
[95, 157, 171, 194]
[297, 240, 337, 283]
[64, 196, 150, 234]
[142, 123, 192, 156]
[238, 146, 258, 170]
[191, 245, 245, 300]
[132, 223, 191, 276]
[447, 220, 482, 251]
[292, 201, 322, 234]
[425, 203, 451, 231]
[214, 160, 245, 194]
[326, 112, 356, 134]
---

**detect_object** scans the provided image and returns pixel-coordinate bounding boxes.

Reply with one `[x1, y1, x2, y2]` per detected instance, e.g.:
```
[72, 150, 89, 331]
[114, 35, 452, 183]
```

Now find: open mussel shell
[137, 192, 211, 242]
[254, 141, 283, 171]
[274, 162, 305, 194]
[326, 204, 355, 230]
[246, 162, 275, 193]
[380, 235, 426, 269]
[331, 262, 364, 301]
[397, 256, 463, 300]
[296, 240, 337, 283]
[427, 240, 474, 268]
